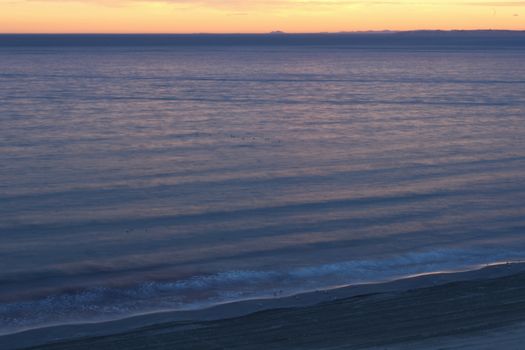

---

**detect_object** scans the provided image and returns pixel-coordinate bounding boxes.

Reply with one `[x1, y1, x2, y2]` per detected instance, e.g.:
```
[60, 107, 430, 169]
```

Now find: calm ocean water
[1, 36, 525, 334]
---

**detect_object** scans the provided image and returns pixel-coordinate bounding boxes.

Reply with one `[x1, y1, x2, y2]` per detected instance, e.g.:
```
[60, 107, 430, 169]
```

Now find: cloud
[465, 1, 525, 6]
[20, 0, 410, 9]
[18, 0, 525, 11]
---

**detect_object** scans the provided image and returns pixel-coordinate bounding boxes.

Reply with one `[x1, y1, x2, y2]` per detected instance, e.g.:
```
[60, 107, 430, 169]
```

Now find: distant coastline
[1, 30, 525, 47]
[2, 29, 525, 34]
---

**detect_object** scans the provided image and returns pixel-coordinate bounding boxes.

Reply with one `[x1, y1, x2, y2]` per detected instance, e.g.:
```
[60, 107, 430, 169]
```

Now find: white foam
[2, 246, 525, 336]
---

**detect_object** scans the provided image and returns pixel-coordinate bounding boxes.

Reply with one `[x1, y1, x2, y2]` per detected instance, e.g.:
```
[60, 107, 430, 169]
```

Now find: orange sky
[0, 1, 523, 33]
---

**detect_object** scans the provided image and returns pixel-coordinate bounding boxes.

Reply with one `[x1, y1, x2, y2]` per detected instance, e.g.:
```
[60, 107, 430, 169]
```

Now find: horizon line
[2, 29, 525, 35]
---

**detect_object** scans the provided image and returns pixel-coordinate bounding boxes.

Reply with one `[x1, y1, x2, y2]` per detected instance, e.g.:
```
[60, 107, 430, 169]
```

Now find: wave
[2, 246, 525, 336]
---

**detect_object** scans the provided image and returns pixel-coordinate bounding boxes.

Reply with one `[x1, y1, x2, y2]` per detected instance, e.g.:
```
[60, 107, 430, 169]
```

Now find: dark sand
[4, 263, 525, 350]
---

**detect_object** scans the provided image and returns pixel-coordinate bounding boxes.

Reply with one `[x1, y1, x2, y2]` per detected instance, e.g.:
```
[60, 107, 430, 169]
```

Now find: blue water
[1, 37, 525, 334]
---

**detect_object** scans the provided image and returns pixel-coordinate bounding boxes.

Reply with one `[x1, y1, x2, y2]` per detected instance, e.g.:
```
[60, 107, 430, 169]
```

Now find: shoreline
[3, 261, 525, 349]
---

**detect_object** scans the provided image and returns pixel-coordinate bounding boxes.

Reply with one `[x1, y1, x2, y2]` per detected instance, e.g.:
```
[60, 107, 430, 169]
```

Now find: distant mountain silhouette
[1, 30, 524, 47]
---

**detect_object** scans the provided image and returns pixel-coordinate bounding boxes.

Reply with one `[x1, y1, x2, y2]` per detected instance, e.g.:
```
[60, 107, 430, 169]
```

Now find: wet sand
[3, 262, 525, 350]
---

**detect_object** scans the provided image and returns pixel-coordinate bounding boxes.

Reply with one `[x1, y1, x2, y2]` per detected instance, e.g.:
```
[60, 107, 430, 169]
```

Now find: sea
[1, 33, 525, 335]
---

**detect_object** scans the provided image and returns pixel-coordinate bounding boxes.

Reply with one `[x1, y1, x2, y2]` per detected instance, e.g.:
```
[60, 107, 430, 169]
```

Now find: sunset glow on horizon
[1, 1, 524, 34]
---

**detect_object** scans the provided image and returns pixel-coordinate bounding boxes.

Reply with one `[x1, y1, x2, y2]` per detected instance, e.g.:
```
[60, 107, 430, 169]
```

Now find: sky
[0, 1, 523, 33]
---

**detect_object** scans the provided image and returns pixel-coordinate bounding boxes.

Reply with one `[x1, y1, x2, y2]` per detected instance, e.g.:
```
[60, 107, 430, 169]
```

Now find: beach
[2, 262, 525, 349]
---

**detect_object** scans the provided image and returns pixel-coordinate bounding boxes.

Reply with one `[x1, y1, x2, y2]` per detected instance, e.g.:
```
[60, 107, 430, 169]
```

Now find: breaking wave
[2, 246, 524, 336]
